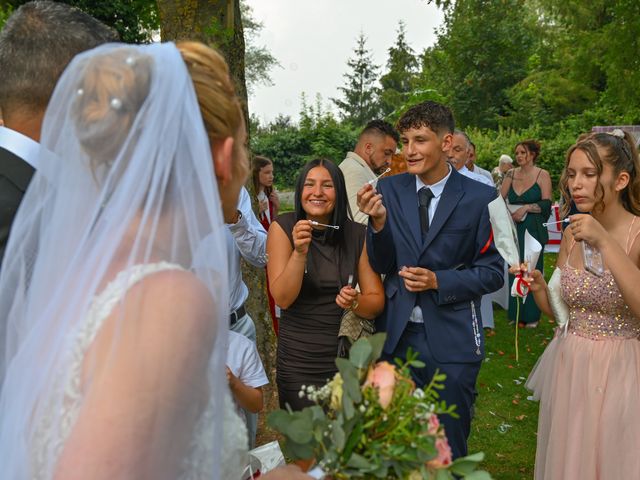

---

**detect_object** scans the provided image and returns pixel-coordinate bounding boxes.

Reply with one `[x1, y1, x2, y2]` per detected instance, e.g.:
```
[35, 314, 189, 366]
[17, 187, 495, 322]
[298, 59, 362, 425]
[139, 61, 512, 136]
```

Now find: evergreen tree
[378, 21, 419, 117]
[331, 32, 380, 127]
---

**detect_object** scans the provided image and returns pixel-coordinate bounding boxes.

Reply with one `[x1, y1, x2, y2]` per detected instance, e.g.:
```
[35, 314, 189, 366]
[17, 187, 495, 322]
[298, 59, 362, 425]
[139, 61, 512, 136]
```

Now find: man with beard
[340, 119, 398, 224]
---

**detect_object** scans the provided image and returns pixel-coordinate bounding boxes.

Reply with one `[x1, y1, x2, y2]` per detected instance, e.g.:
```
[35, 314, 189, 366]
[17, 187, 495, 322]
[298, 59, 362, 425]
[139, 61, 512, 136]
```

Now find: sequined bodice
[561, 265, 640, 340]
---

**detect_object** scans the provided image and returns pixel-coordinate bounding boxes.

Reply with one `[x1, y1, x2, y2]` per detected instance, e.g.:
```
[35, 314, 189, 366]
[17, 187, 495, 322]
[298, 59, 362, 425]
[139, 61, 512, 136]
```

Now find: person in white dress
[0, 41, 308, 479]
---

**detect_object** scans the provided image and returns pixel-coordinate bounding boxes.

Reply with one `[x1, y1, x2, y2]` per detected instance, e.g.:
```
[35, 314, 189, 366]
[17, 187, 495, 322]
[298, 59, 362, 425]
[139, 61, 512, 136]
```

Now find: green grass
[467, 252, 557, 479]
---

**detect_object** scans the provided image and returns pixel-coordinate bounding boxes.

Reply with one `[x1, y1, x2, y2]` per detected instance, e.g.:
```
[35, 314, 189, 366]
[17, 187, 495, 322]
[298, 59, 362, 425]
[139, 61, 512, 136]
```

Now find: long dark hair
[251, 155, 273, 197]
[294, 158, 350, 245]
[516, 139, 541, 164]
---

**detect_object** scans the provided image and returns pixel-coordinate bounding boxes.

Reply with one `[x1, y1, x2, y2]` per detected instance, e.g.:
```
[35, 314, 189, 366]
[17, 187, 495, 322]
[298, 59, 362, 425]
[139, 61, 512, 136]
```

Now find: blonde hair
[177, 41, 243, 151]
[72, 48, 152, 175]
[560, 131, 640, 217]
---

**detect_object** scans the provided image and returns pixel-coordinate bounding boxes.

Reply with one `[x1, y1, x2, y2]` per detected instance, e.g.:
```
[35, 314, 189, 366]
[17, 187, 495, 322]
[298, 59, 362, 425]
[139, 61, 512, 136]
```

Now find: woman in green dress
[501, 140, 552, 327]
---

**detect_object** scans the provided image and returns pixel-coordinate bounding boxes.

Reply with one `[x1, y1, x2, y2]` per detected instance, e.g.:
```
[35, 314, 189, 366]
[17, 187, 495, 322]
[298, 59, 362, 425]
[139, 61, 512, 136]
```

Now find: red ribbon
[515, 274, 530, 297]
[480, 228, 493, 254]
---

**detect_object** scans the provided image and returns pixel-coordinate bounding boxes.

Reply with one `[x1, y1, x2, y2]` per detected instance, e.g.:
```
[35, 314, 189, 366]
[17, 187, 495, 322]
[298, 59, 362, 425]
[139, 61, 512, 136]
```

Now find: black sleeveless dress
[274, 212, 366, 410]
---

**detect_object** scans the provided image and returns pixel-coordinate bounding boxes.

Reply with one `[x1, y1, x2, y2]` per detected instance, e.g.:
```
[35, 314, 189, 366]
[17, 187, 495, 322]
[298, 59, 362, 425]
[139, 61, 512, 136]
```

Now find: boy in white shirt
[226, 330, 269, 448]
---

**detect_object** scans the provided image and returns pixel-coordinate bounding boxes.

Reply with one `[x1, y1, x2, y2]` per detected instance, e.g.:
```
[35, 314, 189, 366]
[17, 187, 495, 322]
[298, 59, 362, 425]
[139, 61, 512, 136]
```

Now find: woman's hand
[524, 269, 546, 294]
[292, 220, 313, 255]
[336, 285, 358, 309]
[258, 197, 269, 215]
[569, 213, 609, 249]
[511, 206, 529, 223]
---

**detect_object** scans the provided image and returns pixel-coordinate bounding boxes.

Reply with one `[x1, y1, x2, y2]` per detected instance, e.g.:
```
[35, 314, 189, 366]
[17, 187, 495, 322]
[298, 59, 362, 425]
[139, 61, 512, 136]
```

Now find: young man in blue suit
[357, 101, 504, 459]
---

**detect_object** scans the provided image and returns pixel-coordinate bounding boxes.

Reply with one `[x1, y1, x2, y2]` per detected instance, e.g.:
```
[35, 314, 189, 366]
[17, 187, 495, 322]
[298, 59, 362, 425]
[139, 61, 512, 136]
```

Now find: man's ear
[212, 137, 234, 186]
[364, 141, 374, 156]
[615, 171, 630, 192]
[441, 132, 453, 153]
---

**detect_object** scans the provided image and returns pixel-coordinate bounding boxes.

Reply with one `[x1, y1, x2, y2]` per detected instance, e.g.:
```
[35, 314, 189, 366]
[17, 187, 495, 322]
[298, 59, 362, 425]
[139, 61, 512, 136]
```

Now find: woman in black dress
[267, 158, 384, 410]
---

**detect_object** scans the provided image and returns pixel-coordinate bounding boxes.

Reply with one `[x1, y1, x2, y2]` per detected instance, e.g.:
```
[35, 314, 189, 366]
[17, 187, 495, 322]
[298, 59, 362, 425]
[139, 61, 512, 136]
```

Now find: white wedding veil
[0, 42, 229, 478]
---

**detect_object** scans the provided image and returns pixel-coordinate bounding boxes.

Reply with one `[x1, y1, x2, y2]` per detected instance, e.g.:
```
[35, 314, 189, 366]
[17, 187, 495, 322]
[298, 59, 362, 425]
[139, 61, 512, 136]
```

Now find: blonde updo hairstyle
[177, 41, 244, 164]
[559, 130, 640, 217]
[72, 48, 152, 178]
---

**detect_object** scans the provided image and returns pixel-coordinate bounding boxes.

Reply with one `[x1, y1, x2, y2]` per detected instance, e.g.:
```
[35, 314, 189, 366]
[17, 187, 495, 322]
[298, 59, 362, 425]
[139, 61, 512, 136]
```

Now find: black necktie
[418, 187, 434, 237]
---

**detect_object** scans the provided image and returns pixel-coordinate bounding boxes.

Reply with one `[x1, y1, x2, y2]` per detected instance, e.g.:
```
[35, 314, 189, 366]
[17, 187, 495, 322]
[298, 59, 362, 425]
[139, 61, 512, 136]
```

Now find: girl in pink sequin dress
[523, 130, 640, 480]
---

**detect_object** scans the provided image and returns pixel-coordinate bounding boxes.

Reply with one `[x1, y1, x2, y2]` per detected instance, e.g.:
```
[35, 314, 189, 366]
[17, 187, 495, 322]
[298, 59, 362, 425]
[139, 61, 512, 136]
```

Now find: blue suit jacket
[367, 168, 504, 363]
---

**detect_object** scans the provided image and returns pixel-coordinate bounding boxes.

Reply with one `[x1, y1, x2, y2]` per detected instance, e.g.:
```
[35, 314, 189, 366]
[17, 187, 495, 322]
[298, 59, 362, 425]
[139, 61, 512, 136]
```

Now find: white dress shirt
[226, 187, 268, 312]
[0, 126, 42, 169]
[458, 165, 494, 187]
[409, 165, 453, 323]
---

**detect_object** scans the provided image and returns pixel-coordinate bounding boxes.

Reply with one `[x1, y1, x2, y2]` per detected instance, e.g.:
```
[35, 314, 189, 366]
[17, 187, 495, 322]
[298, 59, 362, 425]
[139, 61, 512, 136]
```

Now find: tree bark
[158, 0, 277, 399]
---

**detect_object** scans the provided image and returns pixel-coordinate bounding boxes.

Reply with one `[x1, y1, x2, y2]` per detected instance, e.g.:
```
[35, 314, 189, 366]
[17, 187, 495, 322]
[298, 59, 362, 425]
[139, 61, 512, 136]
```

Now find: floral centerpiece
[268, 333, 491, 479]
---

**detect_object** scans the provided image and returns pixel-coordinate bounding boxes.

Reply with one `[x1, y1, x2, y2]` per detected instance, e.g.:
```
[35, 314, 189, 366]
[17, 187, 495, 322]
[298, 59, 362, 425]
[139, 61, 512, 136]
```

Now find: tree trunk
[158, 0, 277, 408]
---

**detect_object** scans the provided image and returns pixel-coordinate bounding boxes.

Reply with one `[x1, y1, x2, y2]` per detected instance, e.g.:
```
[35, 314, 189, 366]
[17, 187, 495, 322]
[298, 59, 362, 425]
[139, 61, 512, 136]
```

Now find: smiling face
[301, 166, 336, 224]
[400, 126, 451, 185]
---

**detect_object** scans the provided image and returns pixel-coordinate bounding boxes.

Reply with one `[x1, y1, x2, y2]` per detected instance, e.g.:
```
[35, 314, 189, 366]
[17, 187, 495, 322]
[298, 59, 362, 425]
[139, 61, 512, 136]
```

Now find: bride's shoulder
[123, 266, 216, 335]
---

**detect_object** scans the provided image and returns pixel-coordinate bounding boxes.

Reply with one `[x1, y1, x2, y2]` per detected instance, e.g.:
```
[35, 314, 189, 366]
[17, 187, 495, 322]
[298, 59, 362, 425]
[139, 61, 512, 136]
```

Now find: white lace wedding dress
[30, 262, 248, 479]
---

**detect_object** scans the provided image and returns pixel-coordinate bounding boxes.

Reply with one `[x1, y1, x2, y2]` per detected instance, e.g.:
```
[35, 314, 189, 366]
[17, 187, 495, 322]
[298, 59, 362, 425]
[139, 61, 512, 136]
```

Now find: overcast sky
[245, 0, 445, 125]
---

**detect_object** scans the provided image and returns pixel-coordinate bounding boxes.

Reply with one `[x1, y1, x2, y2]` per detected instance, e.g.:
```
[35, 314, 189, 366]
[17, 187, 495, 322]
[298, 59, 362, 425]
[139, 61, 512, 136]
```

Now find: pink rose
[427, 437, 453, 469]
[364, 361, 396, 409]
[427, 414, 440, 436]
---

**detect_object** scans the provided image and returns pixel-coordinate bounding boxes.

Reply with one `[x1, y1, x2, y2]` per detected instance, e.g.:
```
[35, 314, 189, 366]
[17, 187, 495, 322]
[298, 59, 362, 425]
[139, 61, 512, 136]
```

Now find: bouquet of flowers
[268, 333, 491, 479]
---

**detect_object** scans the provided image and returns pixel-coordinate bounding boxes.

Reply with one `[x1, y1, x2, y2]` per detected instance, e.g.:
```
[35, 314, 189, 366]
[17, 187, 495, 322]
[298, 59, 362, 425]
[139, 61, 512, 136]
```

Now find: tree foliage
[2, 0, 158, 43]
[331, 32, 380, 127]
[378, 21, 419, 118]
[251, 96, 358, 188]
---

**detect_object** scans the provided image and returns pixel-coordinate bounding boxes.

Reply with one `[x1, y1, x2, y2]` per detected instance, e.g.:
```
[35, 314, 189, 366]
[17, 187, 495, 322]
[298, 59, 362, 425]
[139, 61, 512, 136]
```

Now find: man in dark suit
[358, 101, 504, 459]
[0, 1, 117, 269]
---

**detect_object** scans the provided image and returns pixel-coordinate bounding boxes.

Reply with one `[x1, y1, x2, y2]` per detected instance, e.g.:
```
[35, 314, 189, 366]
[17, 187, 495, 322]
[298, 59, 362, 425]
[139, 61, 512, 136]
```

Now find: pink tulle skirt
[526, 332, 640, 480]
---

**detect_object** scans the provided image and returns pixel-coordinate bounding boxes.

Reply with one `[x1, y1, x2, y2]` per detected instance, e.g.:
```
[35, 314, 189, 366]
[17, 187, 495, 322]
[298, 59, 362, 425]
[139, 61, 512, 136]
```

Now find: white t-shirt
[226, 331, 269, 424]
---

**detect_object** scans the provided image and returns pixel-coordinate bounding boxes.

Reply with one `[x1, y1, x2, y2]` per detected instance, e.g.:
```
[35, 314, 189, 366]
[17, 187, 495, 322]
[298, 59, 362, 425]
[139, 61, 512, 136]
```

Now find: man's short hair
[359, 119, 400, 143]
[0, 1, 118, 114]
[396, 101, 455, 137]
[453, 129, 471, 147]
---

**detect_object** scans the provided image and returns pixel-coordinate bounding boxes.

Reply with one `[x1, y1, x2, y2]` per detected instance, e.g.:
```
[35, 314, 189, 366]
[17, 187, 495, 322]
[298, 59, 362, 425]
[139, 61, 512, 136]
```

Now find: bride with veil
[0, 42, 309, 479]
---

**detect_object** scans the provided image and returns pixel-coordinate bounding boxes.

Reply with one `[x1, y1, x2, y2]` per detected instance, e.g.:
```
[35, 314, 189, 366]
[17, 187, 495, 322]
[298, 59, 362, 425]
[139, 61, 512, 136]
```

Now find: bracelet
[350, 294, 360, 311]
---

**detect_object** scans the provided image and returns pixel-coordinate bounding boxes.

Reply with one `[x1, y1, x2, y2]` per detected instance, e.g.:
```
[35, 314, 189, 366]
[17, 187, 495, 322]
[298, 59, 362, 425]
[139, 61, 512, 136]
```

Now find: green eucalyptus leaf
[343, 392, 355, 419]
[450, 455, 484, 476]
[368, 333, 387, 361]
[267, 409, 292, 432]
[331, 419, 346, 451]
[349, 338, 373, 369]
[435, 468, 453, 480]
[462, 471, 493, 480]
[346, 452, 372, 469]
[287, 416, 314, 444]
[336, 357, 362, 402]
[283, 440, 315, 461]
